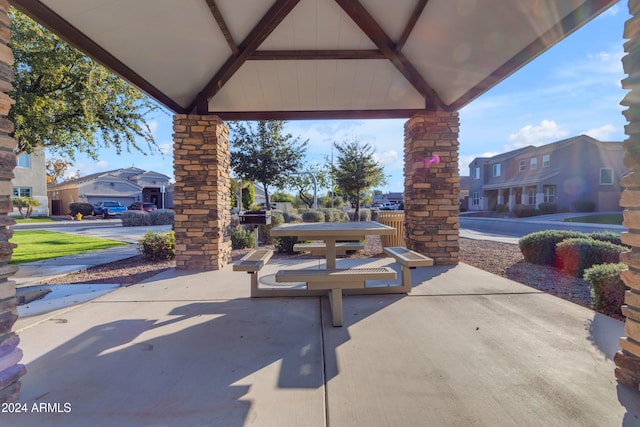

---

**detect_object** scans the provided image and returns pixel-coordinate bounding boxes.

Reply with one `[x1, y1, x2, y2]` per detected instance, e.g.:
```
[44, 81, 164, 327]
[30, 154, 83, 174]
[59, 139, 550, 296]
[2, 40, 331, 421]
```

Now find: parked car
[93, 201, 127, 218]
[379, 202, 401, 211]
[127, 202, 157, 212]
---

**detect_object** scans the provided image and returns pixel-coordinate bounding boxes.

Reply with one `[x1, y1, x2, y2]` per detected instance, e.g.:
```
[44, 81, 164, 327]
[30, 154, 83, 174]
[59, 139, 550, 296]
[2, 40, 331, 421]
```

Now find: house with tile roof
[47, 167, 171, 215]
[468, 135, 626, 212]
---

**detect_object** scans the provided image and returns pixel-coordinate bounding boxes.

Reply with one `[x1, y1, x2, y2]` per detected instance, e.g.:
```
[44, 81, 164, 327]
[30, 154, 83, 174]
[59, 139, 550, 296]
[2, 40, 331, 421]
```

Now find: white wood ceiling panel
[361, 0, 417, 41]
[404, 0, 587, 105]
[209, 60, 424, 112]
[216, 0, 275, 45]
[41, 0, 230, 108]
[262, 0, 377, 50]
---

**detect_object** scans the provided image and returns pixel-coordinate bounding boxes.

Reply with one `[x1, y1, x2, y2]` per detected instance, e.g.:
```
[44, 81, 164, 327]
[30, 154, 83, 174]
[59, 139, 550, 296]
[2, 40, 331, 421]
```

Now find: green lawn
[9, 230, 127, 264]
[14, 216, 57, 224]
[563, 213, 623, 225]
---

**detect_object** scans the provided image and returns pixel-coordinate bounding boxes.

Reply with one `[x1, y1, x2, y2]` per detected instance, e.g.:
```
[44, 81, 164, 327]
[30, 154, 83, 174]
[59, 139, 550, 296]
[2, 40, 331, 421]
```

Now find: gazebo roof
[11, 0, 618, 120]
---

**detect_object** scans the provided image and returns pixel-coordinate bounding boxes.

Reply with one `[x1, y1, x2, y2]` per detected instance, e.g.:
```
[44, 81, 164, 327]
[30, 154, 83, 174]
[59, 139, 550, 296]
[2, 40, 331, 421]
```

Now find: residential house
[468, 135, 626, 212]
[372, 192, 404, 205]
[47, 167, 171, 215]
[12, 147, 48, 217]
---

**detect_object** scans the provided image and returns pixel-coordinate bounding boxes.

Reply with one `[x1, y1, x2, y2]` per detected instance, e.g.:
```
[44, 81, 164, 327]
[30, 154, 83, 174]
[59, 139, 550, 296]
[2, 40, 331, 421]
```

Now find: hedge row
[555, 238, 627, 277]
[122, 209, 175, 226]
[519, 230, 626, 265]
[583, 263, 627, 316]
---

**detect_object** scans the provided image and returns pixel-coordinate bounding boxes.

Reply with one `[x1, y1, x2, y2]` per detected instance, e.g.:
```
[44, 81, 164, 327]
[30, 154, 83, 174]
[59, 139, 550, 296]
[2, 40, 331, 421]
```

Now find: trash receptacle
[376, 211, 405, 247]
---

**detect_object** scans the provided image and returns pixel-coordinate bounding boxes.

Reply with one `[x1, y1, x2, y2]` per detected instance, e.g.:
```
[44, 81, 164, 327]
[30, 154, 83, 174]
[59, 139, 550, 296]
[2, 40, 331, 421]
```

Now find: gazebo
[2, 0, 640, 402]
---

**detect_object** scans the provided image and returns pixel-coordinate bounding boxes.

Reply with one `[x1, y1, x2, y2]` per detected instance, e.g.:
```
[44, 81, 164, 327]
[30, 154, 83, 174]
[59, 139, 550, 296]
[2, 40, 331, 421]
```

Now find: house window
[472, 192, 480, 206]
[492, 163, 501, 177]
[16, 152, 31, 168]
[518, 160, 526, 172]
[542, 154, 550, 168]
[530, 158, 537, 170]
[527, 188, 536, 205]
[473, 167, 480, 180]
[543, 185, 556, 203]
[13, 187, 31, 197]
[600, 168, 614, 185]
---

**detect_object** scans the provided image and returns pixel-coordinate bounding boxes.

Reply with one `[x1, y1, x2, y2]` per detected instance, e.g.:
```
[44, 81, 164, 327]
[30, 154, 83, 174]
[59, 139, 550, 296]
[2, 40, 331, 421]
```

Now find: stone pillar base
[404, 111, 459, 265]
[173, 114, 231, 270]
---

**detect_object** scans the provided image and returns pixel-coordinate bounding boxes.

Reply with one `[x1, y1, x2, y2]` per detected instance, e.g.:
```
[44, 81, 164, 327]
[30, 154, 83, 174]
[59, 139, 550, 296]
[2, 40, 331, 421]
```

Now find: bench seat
[233, 249, 273, 295]
[275, 267, 396, 326]
[383, 247, 433, 292]
[293, 242, 364, 256]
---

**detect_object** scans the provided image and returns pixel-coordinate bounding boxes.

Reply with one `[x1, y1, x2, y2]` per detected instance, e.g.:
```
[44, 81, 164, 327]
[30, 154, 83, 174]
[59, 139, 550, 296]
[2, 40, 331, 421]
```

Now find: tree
[230, 121, 307, 209]
[46, 158, 71, 184]
[12, 196, 40, 219]
[241, 185, 255, 210]
[330, 138, 387, 221]
[8, 9, 158, 160]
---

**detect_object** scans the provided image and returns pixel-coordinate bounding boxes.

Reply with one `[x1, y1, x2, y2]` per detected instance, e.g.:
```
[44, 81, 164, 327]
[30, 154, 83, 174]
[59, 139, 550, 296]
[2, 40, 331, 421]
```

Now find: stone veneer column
[173, 114, 231, 270]
[0, 0, 24, 404]
[404, 111, 459, 265]
[616, 0, 640, 391]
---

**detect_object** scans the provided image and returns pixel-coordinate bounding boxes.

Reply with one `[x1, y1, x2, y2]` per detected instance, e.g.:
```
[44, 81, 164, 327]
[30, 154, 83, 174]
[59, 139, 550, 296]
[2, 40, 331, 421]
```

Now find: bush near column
[555, 238, 627, 277]
[519, 230, 588, 264]
[138, 230, 175, 261]
[583, 263, 627, 315]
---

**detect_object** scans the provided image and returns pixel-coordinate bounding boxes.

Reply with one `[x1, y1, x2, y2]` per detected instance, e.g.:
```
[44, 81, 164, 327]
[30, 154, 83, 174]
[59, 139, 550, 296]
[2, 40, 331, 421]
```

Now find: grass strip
[13, 216, 57, 224]
[563, 213, 623, 225]
[9, 230, 127, 264]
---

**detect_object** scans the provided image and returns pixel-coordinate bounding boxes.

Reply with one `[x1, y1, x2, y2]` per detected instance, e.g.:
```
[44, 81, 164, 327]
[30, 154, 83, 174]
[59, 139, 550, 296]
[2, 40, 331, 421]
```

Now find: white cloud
[157, 143, 172, 155]
[147, 120, 159, 136]
[507, 120, 568, 148]
[373, 149, 399, 166]
[583, 124, 617, 140]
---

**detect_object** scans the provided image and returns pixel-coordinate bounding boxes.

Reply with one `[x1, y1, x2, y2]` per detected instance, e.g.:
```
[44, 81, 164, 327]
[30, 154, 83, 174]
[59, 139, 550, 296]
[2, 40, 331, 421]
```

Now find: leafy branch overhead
[8, 8, 159, 160]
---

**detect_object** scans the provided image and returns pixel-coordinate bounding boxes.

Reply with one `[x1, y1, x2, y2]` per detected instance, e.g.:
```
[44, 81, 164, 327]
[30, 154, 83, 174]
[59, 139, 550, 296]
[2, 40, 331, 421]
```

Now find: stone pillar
[616, 0, 640, 390]
[404, 111, 459, 265]
[172, 114, 232, 270]
[0, 0, 24, 404]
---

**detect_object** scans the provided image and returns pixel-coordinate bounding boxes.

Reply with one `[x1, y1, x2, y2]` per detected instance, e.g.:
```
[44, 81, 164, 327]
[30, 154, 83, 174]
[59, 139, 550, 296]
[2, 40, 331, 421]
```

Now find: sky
[60, 3, 630, 195]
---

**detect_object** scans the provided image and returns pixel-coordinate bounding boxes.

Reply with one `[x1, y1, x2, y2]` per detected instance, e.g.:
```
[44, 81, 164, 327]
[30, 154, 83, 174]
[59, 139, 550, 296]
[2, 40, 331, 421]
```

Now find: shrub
[138, 230, 176, 261]
[495, 204, 509, 214]
[572, 200, 596, 212]
[319, 208, 348, 222]
[274, 236, 299, 254]
[231, 226, 254, 249]
[584, 263, 627, 315]
[588, 231, 627, 248]
[512, 204, 537, 218]
[283, 211, 302, 223]
[347, 208, 371, 222]
[555, 238, 627, 277]
[148, 209, 175, 225]
[302, 210, 325, 222]
[69, 202, 94, 216]
[538, 203, 558, 215]
[519, 230, 587, 265]
[122, 210, 150, 226]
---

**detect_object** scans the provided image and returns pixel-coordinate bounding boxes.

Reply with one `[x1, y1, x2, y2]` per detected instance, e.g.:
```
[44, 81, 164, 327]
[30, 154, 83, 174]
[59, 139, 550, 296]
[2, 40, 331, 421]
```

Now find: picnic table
[270, 221, 396, 268]
[270, 221, 398, 326]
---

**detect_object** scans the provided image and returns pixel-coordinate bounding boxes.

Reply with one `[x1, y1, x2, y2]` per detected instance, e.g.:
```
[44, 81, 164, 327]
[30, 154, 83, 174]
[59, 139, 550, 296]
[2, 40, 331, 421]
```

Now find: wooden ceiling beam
[395, 0, 429, 52]
[189, 0, 300, 114]
[11, 0, 187, 113]
[335, 0, 443, 110]
[210, 109, 425, 121]
[250, 49, 385, 60]
[205, 0, 239, 55]
[448, 0, 617, 112]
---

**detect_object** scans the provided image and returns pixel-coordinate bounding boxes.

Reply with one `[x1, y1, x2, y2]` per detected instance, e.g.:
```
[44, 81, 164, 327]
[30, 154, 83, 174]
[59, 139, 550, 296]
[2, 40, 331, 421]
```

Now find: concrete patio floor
[7, 257, 640, 427]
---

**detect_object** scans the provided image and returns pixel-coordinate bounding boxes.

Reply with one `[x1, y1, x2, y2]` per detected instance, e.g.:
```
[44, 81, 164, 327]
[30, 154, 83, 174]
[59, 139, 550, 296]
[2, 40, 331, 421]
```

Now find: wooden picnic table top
[270, 221, 396, 238]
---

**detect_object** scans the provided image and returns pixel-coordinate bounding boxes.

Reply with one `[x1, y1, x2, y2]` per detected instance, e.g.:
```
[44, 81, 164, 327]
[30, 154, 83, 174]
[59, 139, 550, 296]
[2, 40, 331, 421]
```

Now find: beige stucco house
[47, 167, 171, 215]
[11, 146, 48, 217]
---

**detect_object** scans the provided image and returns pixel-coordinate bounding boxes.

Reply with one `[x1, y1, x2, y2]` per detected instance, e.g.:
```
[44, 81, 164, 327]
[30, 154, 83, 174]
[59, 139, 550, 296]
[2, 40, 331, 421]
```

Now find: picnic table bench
[383, 247, 433, 292]
[275, 267, 396, 326]
[233, 248, 273, 296]
[293, 241, 364, 256]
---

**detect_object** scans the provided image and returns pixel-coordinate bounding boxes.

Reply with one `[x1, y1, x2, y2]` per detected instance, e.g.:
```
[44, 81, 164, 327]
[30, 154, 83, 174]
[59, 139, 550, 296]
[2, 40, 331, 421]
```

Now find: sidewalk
[6, 258, 638, 426]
